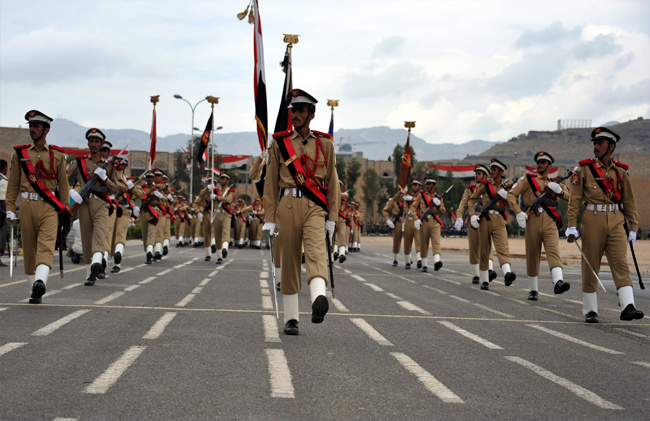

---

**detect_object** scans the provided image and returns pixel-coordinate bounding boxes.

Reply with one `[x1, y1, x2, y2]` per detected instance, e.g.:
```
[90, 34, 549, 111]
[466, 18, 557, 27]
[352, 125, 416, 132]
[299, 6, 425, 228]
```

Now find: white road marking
[139, 276, 157, 285]
[351, 318, 393, 346]
[331, 298, 349, 312]
[0, 342, 28, 356]
[124, 285, 139, 292]
[366, 283, 384, 292]
[438, 321, 503, 349]
[157, 269, 172, 276]
[191, 287, 203, 294]
[472, 303, 514, 318]
[208, 270, 218, 277]
[632, 361, 650, 369]
[527, 324, 623, 354]
[385, 293, 402, 300]
[199, 278, 211, 287]
[175, 294, 195, 307]
[54, 418, 79, 421]
[351, 275, 366, 282]
[119, 267, 134, 273]
[261, 287, 270, 296]
[62, 284, 81, 290]
[397, 301, 431, 315]
[32, 310, 91, 336]
[84, 346, 147, 394]
[505, 356, 623, 409]
[262, 296, 273, 310]
[391, 352, 464, 403]
[265, 349, 295, 398]
[614, 328, 648, 339]
[440, 278, 461, 286]
[262, 315, 281, 343]
[259, 280, 267, 288]
[143, 312, 177, 340]
[343, 269, 352, 274]
[0, 307, 8, 311]
[260, 272, 269, 279]
[449, 295, 470, 303]
[95, 292, 125, 305]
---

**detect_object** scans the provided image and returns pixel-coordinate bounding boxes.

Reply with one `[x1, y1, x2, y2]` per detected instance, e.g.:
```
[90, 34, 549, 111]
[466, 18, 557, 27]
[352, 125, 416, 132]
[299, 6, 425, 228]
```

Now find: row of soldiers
[383, 127, 643, 323]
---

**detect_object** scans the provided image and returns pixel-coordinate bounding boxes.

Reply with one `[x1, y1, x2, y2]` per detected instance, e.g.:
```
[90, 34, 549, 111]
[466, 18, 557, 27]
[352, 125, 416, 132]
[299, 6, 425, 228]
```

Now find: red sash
[421, 192, 443, 229]
[76, 156, 113, 208]
[525, 175, 563, 228]
[213, 187, 234, 216]
[583, 160, 623, 204]
[275, 131, 329, 213]
[482, 181, 508, 221]
[141, 185, 159, 223]
[15, 145, 67, 215]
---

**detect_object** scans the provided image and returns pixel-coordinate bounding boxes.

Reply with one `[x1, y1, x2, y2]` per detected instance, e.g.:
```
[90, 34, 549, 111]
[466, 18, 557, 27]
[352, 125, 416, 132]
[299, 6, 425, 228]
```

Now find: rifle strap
[421, 192, 443, 229]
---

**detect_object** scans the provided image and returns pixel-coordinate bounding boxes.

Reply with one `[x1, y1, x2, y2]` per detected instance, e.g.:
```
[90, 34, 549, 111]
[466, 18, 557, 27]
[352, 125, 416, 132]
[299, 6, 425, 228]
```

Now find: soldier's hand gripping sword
[567, 233, 607, 292]
[265, 224, 280, 318]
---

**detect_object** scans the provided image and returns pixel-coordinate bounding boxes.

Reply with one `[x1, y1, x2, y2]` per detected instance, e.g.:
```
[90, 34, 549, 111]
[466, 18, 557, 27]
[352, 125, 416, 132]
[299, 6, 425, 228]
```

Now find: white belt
[282, 188, 304, 198]
[21, 192, 43, 201]
[488, 210, 501, 215]
[586, 203, 619, 212]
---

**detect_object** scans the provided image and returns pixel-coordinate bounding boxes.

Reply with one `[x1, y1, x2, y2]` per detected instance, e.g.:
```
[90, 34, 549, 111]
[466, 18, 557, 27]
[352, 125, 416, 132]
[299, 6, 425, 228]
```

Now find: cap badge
[29, 111, 37, 118]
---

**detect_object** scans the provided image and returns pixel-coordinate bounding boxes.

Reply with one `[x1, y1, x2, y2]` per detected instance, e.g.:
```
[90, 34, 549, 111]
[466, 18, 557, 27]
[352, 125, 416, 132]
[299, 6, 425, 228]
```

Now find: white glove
[386, 219, 395, 229]
[433, 197, 441, 206]
[210, 193, 217, 200]
[132, 206, 140, 218]
[403, 194, 413, 201]
[414, 219, 422, 230]
[326, 220, 336, 241]
[154, 191, 163, 199]
[565, 226, 578, 239]
[69, 189, 83, 204]
[248, 215, 253, 222]
[516, 212, 527, 229]
[454, 218, 463, 231]
[188, 214, 193, 219]
[207, 184, 214, 191]
[252, 210, 257, 215]
[263, 222, 279, 238]
[548, 182, 562, 194]
[126, 180, 134, 190]
[167, 194, 174, 201]
[94, 167, 107, 181]
[497, 188, 508, 199]
[470, 215, 480, 229]
[628, 231, 636, 246]
[197, 213, 204, 222]
[6, 211, 16, 221]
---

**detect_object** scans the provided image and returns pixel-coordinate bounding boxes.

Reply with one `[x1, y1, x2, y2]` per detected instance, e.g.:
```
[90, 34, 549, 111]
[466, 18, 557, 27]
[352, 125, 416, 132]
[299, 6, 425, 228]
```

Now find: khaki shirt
[467, 179, 509, 215]
[455, 185, 477, 221]
[568, 158, 638, 231]
[410, 190, 447, 219]
[6, 142, 70, 213]
[507, 174, 568, 214]
[67, 155, 121, 195]
[264, 130, 340, 223]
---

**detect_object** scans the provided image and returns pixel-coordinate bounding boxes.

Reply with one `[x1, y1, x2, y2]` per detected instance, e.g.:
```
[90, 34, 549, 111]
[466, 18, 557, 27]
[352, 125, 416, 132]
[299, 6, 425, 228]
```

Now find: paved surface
[1, 238, 648, 420]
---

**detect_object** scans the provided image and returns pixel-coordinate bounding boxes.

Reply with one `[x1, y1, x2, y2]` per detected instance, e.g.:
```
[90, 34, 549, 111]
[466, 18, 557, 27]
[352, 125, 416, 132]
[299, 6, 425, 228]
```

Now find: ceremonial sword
[9, 219, 14, 278]
[568, 234, 607, 293]
[267, 231, 279, 318]
[623, 216, 644, 290]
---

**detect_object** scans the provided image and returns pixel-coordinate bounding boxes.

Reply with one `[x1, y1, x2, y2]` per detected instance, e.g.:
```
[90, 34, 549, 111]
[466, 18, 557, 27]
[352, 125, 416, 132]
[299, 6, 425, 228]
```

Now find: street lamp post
[173, 94, 209, 200]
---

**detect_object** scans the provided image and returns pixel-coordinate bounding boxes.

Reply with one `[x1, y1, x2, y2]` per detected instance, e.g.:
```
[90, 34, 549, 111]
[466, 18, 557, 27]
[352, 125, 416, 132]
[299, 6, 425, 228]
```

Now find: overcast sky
[1, 0, 648, 146]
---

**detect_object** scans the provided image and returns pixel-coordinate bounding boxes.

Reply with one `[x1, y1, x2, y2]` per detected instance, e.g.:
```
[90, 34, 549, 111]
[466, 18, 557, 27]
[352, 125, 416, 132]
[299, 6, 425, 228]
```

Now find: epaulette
[272, 130, 293, 139]
[13, 144, 30, 150]
[229, 188, 236, 192]
[578, 158, 595, 166]
[466, 184, 476, 190]
[613, 160, 629, 170]
[75, 154, 88, 159]
[312, 130, 333, 140]
[480, 180, 491, 184]
[50, 144, 65, 153]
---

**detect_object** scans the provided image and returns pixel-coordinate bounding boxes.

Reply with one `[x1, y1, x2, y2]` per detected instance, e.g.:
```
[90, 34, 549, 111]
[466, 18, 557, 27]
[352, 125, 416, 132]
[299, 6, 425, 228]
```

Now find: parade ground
[1, 236, 648, 420]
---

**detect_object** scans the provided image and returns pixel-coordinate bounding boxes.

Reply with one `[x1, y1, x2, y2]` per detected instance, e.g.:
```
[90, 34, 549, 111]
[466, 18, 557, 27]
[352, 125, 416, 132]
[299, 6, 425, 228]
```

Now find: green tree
[362, 168, 381, 220]
[346, 158, 362, 201]
[336, 157, 347, 189]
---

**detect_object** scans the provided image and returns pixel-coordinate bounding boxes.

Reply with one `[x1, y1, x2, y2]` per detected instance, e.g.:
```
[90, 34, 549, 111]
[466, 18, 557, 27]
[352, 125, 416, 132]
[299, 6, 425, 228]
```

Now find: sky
[1, 0, 649, 147]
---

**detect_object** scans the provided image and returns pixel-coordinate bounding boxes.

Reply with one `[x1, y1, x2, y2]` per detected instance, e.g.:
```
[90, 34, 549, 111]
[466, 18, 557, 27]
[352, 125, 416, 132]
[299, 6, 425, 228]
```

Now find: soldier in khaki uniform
[333, 186, 350, 263]
[66, 128, 122, 285]
[250, 197, 265, 249]
[140, 171, 162, 264]
[410, 178, 446, 272]
[234, 198, 252, 248]
[198, 178, 216, 260]
[209, 173, 236, 264]
[5, 110, 71, 303]
[566, 127, 643, 323]
[111, 173, 144, 273]
[263, 89, 340, 335]
[98, 141, 121, 279]
[383, 191, 406, 267]
[152, 170, 168, 260]
[174, 195, 191, 246]
[454, 164, 497, 284]
[161, 175, 175, 255]
[403, 179, 423, 268]
[507, 151, 570, 301]
[468, 158, 517, 291]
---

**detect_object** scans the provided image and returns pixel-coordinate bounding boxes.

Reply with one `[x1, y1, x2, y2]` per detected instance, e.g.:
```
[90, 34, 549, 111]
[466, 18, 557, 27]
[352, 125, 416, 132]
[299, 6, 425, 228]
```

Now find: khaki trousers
[250, 218, 262, 242]
[105, 210, 117, 254]
[202, 211, 213, 242]
[478, 214, 510, 271]
[19, 199, 58, 274]
[213, 212, 231, 246]
[525, 212, 562, 277]
[79, 198, 109, 264]
[112, 209, 131, 251]
[140, 208, 158, 250]
[403, 218, 421, 255]
[420, 217, 442, 257]
[391, 218, 404, 254]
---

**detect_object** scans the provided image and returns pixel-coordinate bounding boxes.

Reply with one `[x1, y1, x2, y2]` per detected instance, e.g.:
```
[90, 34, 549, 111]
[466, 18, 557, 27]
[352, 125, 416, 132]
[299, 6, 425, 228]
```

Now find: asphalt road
[1, 237, 648, 421]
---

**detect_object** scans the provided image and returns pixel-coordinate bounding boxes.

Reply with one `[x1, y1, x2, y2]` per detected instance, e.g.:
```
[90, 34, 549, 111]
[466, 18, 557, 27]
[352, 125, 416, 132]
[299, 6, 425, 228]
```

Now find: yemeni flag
[253, 0, 268, 151]
[148, 107, 157, 170]
[398, 130, 412, 191]
[197, 112, 213, 167]
[274, 44, 293, 133]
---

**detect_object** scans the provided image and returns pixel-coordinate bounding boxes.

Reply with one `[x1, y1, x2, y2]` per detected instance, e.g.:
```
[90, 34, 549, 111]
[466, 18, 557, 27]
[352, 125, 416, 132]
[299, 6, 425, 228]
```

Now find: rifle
[68, 145, 128, 216]
[525, 171, 573, 218]
[421, 185, 453, 220]
[623, 217, 645, 290]
[475, 178, 513, 223]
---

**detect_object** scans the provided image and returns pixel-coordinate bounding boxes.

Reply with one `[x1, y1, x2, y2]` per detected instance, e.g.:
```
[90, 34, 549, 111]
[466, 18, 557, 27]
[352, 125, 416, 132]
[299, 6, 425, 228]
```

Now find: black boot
[554, 280, 570, 294]
[620, 304, 644, 321]
[489, 270, 497, 282]
[29, 280, 46, 304]
[527, 291, 538, 301]
[504, 272, 516, 286]
[471, 276, 479, 284]
[434, 261, 443, 271]
[284, 319, 299, 335]
[585, 311, 598, 323]
[114, 252, 122, 265]
[146, 252, 153, 264]
[311, 295, 329, 323]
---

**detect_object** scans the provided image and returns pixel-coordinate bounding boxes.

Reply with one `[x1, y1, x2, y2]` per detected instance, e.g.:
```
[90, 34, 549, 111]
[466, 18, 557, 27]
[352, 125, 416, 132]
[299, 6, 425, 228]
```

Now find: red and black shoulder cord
[15, 145, 67, 215]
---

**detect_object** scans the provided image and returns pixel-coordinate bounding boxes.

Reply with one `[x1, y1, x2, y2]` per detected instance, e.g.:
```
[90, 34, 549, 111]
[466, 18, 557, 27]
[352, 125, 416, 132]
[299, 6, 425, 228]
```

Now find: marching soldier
[402, 179, 422, 268]
[175, 195, 191, 247]
[140, 170, 162, 264]
[566, 127, 643, 323]
[198, 178, 215, 260]
[66, 128, 122, 285]
[350, 202, 362, 252]
[383, 191, 405, 266]
[209, 173, 236, 264]
[507, 151, 570, 300]
[333, 185, 350, 263]
[5, 110, 71, 303]
[111, 173, 144, 273]
[467, 158, 517, 290]
[152, 170, 167, 260]
[98, 140, 118, 279]
[454, 164, 497, 283]
[161, 175, 175, 256]
[250, 197, 265, 249]
[263, 89, 340, 335]
[234, 198, 251, 248]
[410, 177, 446, 272]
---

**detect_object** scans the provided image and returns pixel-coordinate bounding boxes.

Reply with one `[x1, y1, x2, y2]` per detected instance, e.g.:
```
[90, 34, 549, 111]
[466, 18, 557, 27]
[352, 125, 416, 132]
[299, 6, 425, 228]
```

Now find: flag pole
[207, 96, 219, 218]
[327, 99, 339, 138]
[148, 95, 160, 171]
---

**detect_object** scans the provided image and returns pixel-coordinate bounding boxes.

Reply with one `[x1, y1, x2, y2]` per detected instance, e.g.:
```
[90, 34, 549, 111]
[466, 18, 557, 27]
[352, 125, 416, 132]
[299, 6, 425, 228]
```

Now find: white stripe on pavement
[124, 285, 139, 292]
[391, 352, 464, 403]
[449, 295, 470, 303]
[527, 324, 623, 355]
[32, 310, 91, 336]
[385, 293, 402, 300]
[505, 356, 623, 409]
[199, 278, 211, 286]
[143, 312, 177, 340]
[208, 270, 218, 277]
[262, 296, 273, 310]
[260, 272, 269, 279]
[54, 418, 79, 421]
[0, 342, 28, 356]
[614, 328, 648, 339]
[472, 303, 514, 318]
[157, 269, 172, 276]
[84, 346, 147, 394]
[94, 292, 125, 305]
[175, 294, 195, 307]
[351, 275, 366, 282]
[191, 287, 203, 294]
[632, 361, 650, 369]
[262, 315, 281, 343]
[350, 318, 393, 346]
[265, 349, 295, 398]
[438, 321, 503, 350]
[139, 276, 157, 284]
[331, 298, 349, 312]
[62, 284, 81, 290]
[365, 283, 384, 292]
[397, 301, 431, 315]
